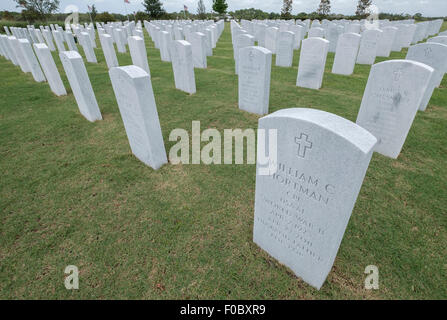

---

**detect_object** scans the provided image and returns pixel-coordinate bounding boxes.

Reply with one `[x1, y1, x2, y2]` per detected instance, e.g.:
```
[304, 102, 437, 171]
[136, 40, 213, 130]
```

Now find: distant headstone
[238, 46, 272, 115]
[99, 34, 118, 69]
[308, 27, 324, 38]
[406, 43, 447, 110]
[33, 43, 66, 96]
[265, 27, 279, 54]
[18, 39, 46, 82]
[64, 31, 78, 52]
[254, 108, 377, 289]
[79, 32, 97, 63]
[1, 35, 17, 65]
[325, 25, 340, 52]
[391, 25, 406, 52]
[109, 65, 167, 170]
[52, 30, 66, 52]
[288, 24, 303, 50]
[427, 36, 447, 46]
[346, 23, 361, 34]
[356, 60, 434, 158]
[190, 32, 207, 69]
[276, 31, 295, 67]
[114, 29, 127, 53]
[296, 37, 329, 90]
[171, 40, 196, 94]
[9, 36, 30, 73]
[234, 34, 255, 74]
[356, 29, 382, 65]
[159, 31, 171, 62]
[128, 36, 150, 76]
[332, 33, 361, 76]
[42, 29, 56, 51]
[376, 26, 397, 57]
[60, 51, 102, 122]
[204, 28, 213, 56]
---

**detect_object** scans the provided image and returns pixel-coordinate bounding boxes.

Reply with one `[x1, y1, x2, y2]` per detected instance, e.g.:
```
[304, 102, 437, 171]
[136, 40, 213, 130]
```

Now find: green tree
[233, 8, 268, 20]
[269, 12, 280, 19]
[281, 0, 293, 19]
[96, 11, 115, 23]
[14, 0, 60, 21]
[296, 12, 308, 20]
[21, 9, 40, 22]
[212, 0, 228, 16]
[197, 0, 206, 20]
[143, 0, 166, 19]
[135, 11, 150, 21]
[2, 10, 15, 21]
[356, 0, 372, 16]
[317, 0, 331, 16]
[90, 4, 97, 22]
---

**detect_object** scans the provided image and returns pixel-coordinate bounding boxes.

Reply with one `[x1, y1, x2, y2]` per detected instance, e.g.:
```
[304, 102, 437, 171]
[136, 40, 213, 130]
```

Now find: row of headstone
[143, 19, 224, 94]
[0, 27, 106, 124]
[231, 18, 443, 75]
[252, 57, 437, 289]
[1, 20, 445, 291]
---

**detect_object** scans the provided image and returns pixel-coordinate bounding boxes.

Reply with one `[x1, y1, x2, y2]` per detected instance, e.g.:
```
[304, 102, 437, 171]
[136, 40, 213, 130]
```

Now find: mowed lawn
[0, 22, 446, 299]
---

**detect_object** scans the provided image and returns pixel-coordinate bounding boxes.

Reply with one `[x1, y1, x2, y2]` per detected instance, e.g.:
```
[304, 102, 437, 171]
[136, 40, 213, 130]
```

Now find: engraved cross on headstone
[295, 133, 313, 158]
[393, 68, 403, 81]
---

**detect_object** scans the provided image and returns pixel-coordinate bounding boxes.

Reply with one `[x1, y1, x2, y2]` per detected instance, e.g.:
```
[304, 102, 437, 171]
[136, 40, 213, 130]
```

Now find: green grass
[0, 22, 446, 299]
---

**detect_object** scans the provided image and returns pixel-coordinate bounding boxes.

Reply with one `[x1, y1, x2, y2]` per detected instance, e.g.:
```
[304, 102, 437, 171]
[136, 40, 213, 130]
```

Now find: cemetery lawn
[1, 23, 446, 300]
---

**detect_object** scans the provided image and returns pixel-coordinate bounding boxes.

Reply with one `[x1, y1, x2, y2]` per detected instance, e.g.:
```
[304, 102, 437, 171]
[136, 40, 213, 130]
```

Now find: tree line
[1, 0, 445, 24]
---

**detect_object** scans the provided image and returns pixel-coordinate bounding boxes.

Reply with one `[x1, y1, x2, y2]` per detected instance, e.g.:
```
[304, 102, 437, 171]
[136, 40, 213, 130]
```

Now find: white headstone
[59, 51, 102, 122]
[64, 31, 78, 52]
[9, 36, 30, 72]
[114, 29, 127, 53]
[234, 34, 255, 74]
[276, 31, 295, 67]
[427, 36, 447, 46]
[190, 32, 207, 69]
[308, 27, 324, 38]
[254, 108, 377, 289]
[289, 24, 303, 50]
[296, 38, 329, 90]
[238, 46, 272, 115]
[52, 30, 66, 52]
[18, 39, 46, 82]
[109, 65, 167, 170]
[406, 43, 447, 110]
[171, 40, 196, 94]
[356, 29, 382, 65]
[99, 34, 119, 69]
[79, 32, 97, 63]
[204, 28, 213, 56]
[332, 33, 361, 76]
[42, 29, 56, 51]
[356, 60, 434, 158]
[325, 25, 340, 53]
[33, 43, 66, 96]
[159, 31, 171, 62]
[128, 36, 150, 76]
[265, 27, 279, 54]
[376, 26, 397, 57]
[391, 25, 406, 52]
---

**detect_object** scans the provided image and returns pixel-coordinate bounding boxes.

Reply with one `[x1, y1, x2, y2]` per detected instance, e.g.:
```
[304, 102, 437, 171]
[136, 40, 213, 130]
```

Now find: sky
[1, 0, 446, 17]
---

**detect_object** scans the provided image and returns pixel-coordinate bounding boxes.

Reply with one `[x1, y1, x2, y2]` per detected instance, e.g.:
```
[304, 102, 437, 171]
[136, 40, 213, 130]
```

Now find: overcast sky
[2, 0, 446, 17]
